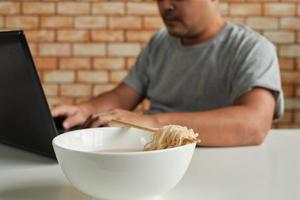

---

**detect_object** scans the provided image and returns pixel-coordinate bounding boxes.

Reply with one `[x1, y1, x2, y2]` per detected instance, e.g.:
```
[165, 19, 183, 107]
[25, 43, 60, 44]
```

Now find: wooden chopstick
[110, 119, 157, 133]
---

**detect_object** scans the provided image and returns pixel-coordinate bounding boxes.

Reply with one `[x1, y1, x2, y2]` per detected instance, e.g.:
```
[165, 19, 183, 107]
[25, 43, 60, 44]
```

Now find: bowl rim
[52, 127, 196, 156]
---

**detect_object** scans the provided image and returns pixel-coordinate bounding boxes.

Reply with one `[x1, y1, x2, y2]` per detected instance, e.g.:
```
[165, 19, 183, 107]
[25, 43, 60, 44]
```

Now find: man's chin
[166, 27, 186, 38]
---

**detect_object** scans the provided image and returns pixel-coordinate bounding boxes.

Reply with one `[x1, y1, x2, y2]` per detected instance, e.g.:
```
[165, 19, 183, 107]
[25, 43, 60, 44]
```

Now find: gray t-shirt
[123, 22, 284, 120]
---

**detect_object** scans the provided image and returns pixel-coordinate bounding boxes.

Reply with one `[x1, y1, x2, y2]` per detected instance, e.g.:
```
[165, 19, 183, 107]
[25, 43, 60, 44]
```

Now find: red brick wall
[0, 0, 299, 128]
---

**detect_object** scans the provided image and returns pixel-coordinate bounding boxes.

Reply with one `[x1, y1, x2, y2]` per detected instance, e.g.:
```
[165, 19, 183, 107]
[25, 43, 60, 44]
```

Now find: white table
[1, 129, 300, 200]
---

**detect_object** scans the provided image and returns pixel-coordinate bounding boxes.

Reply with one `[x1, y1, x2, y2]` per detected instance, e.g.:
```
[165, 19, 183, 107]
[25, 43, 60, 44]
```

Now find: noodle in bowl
[52, 127, 196, 200]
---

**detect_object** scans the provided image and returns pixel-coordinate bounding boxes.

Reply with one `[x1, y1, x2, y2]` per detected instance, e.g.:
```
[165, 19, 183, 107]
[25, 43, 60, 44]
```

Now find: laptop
[0, 30, 68, 159]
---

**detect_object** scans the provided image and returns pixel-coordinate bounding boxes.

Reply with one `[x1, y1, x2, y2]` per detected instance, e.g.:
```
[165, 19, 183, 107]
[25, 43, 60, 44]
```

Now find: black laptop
[0, 30, 68, 159]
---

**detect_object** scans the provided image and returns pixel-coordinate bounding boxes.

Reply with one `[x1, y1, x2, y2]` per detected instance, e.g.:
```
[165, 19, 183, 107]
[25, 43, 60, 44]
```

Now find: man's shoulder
[226, 22, 274, 49]
[223, 22, 275, 57]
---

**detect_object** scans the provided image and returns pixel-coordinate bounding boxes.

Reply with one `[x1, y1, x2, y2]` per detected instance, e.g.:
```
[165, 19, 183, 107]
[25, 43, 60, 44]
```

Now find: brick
[41, 17, 73, 28]
[6, 16, 39, 29]
[246, 17, 278, 30]
[283, 0, 300, 5]
[278, 110, 293, 123]
[42, 84, 58, 96]
[0, 17, 3, 28]
[126, 57, 137, 69]
[224, 0, 245, 2]
[73, 44, 106, 56]
[28, 43, 38, 56]
[280, 17, 300, 30]
[23, 2, 55, 14]
[60, 58, 91, 70]
[77, 70, 109, 83]
[34, 57, 57, 70]
[0, 2, 20, 14]
[93, 58, 125, 70]
[57, 30, 89, 42]
[263, 31, 295, 44]
[47, 97, 74, 107]
[92, 30, 124, 42]
[218, 3, 229, 15]
[126, 30, 154, 42]
[75, 16, 106, 29]
[281, 71, 300, 84]
[110, 70, 128, 82]
[271, 123, 278, 129]
[247, 0, 281, 2]
[279, 58, 295, 70]
[264, 3, 296, 16]
[93, 84, 116, 95]
[44, 70, 75, 83]
[61, 84, 92, 97]
[279, 45, 300, 58]
[92, 2, 125, 15]
[296, 86, 300, 97]
[25, 30, 55, 42]
[58, 2, 90, 15]
[143, 16, 164, 29]
[127, 2, 158, 15]
[295, 112, 300, 123]
[285, 98, 300, 110]
[229, 3, 262, 16]
[282, 84, 294, 97]
[108, 43, 141, 57]
[39, 44, 71, 56]
[224, 16, 245, 24]
[109, 16, 142, 29]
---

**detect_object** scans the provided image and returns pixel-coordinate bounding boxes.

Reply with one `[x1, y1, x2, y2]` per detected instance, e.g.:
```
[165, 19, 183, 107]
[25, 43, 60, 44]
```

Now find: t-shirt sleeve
[229, 38, 284, 120]
[122, 42, 151, 97]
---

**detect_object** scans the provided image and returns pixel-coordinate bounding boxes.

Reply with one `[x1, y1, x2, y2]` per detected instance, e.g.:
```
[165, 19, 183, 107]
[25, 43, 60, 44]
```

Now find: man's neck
[181, 17, 226, 46]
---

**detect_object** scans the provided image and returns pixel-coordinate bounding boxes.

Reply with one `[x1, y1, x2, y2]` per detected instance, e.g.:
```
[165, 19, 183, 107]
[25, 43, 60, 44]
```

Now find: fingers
[89, 113, 116, 128]
[51, 104, 88, 129]
[51, 104, 78, 118]
[63, 113, 86, 129]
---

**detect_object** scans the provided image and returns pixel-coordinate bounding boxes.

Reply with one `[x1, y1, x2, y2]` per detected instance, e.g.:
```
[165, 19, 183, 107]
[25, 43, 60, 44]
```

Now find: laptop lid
[0, 30, 58, 159]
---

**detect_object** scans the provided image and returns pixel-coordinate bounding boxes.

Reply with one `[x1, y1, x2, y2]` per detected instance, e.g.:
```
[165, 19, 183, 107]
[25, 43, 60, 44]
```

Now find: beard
[162, 11, 198, 38]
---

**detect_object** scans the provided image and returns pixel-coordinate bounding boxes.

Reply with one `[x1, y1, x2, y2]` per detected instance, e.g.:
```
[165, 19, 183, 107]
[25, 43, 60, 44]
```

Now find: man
[52, 0, 284, 147]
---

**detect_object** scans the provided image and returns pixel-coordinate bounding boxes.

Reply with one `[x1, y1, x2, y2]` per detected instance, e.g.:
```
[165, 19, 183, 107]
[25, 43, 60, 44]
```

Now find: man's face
[157, 0, 216, 38]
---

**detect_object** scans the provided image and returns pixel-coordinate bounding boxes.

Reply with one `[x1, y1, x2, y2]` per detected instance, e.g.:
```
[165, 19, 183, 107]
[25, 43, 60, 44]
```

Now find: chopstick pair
[110, 119, 157, 133]
[79, 115, 158, 134]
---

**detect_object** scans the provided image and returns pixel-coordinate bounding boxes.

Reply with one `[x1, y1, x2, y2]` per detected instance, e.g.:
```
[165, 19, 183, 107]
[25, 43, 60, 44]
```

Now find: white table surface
[0, 129, 300, 200]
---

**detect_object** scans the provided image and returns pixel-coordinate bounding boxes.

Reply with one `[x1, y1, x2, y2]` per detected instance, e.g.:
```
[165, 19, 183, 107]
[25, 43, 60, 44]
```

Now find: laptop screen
[0, 30, 58, 159]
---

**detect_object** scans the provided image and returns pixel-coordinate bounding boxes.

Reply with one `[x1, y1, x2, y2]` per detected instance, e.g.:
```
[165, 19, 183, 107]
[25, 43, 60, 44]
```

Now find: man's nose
[158, 0, 175, 11]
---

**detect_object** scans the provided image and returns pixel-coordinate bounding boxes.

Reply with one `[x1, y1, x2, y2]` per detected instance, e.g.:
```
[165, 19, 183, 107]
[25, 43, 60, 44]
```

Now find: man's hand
[51, 83, 144, 130]
[88, 109, 159, 129]
[51, 103, 93, 129]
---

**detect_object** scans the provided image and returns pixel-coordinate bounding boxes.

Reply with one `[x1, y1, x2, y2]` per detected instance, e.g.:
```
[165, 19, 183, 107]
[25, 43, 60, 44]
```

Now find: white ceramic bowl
[52, 127, 196, 200]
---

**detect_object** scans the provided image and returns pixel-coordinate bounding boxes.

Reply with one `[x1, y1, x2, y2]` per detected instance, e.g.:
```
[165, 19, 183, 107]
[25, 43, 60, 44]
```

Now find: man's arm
[151, 87, 275, 146]
[51, 83, 142, 129]
[88, 83, 142, 113]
